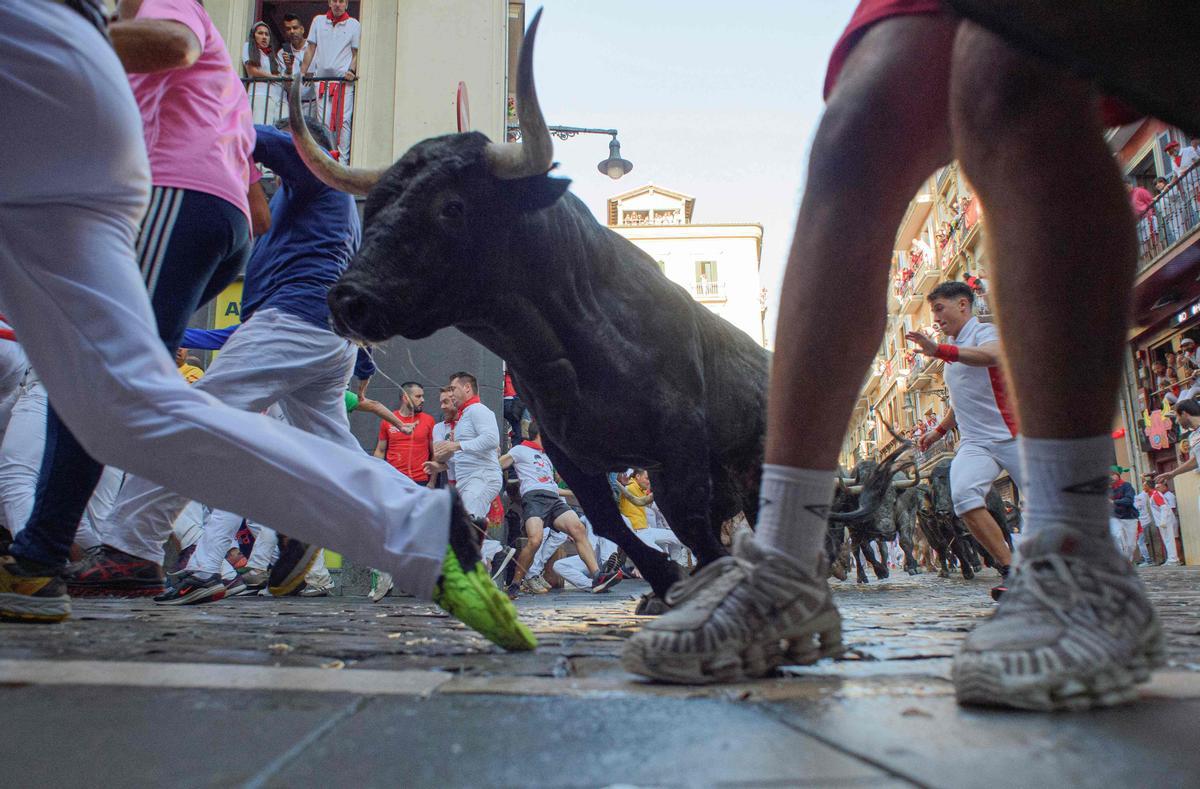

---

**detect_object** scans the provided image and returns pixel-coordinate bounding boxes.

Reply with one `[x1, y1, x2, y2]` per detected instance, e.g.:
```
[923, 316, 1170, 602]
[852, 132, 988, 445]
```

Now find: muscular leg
[960, 508, 1012, 566]
[555, 511, 599, 576]
[511, 517, 543, 587]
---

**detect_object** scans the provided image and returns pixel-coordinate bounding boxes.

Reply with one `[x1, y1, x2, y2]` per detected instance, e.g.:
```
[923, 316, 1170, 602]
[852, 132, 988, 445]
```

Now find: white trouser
[0, 2, 447, 596]
[555, 530, 617, 589]
[949, 439, 1024, 516]
[319, 82, 354, 161]
[1109, 518, 1139, 560]
[247, 522, 279, 570]
[1156, 515, 1180, 564]
[528, 529, 569, 577]
[457, 469, 502, 521]
[172, 501, 206, 552]
[636, 527, 688, 565]
[1136, 518, 1153, 562]
[0, 370, 124, 543]
[0, 339, 26, 446]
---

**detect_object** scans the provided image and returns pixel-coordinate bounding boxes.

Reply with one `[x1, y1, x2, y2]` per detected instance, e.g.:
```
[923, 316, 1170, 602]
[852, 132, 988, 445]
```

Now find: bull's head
[829, 442, 917, 523]
[287, 10, 569, 342]
[928, 459, 954, 516]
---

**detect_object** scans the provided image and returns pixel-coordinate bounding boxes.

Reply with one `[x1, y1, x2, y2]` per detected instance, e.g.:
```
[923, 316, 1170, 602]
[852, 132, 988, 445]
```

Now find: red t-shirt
[378, 412, 436, 482]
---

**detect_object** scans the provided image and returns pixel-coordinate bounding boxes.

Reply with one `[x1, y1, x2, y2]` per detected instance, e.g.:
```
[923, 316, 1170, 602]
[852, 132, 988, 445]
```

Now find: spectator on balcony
[278, 14, 316, 118]
[1180, 338, 1199, 368]
[1128, 177, 1158, 251]
[1155, 176, 1184, 244]
[300, 0, 360, 161]
[242, 21, 283, 124]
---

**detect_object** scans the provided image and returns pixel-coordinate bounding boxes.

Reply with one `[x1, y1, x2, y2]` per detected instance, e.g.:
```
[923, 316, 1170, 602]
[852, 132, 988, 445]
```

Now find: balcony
[1136, 162, 1200, 275]
[693, 280, 726, 302]
[242, 76, 358, 163]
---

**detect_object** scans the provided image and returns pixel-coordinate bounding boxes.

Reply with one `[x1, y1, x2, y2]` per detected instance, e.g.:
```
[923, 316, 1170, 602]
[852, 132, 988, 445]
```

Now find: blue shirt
[241, 124, 361, 330]
[181, 324, 376, 380]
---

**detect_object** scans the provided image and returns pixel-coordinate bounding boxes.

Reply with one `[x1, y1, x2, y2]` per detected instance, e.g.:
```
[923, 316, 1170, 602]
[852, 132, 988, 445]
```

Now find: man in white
[500, 420, 600, 593]
[300, 0, 359, 160]
[1150, 480, 1181, 566]
[911, 281, 1019, 596]
[278, 13, 316, 118]
[1133, 477, 1156, 565]
[433, 372, 502, 565]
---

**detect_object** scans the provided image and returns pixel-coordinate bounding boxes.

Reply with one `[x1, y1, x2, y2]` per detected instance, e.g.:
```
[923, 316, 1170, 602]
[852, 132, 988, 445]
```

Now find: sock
[756, 464, 836, 572]
[1018, 435, 1113, 541]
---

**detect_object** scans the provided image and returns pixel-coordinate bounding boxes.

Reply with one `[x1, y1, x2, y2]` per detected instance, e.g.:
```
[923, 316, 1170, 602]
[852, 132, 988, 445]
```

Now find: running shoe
[622, 530, 844, 684]
[170, 543, 196, 575]
[298, 582, 332, 597]
[239, 567, 269, 595]
[953, 525, 1165, 711]
[432, 490, 536, 651]
[524, 575, 552, 594]
[222, 574, 250, 598]
[591, 568, 625, 594]
[368, 569, 394, 602]
[154, 571, 225, 605]
[0, 550, 70, 623]
[268, 536, 319, 597]
[65, 545, 165, 598]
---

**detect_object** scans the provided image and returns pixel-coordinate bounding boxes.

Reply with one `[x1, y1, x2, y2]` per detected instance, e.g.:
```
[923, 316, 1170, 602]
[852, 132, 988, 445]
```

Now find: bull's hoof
[961, 566, 975, 580]
[856, 576, 869, 585]
[938, 569, 950, 579]
[634, 593, 669, 616]
[907, 568, 919, 576]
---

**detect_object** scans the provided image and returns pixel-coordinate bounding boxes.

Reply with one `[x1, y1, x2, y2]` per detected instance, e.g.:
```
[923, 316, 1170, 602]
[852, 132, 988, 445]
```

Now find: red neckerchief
[520, 439, 543, 451]
[1151, 490, 1166, 506]
[256, 43, 271, 56]
[327, 10, 351, 24]
[455, 395, 480, 422]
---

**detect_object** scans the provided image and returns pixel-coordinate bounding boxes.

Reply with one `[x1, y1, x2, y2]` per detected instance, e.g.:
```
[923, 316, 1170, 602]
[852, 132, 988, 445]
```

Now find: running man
[625, 0, 1164, 711]
[911, 282, 1017, 597]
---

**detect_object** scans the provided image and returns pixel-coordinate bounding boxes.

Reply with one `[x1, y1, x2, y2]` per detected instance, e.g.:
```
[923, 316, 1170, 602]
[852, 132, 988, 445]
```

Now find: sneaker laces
[1003, 551, 1129, 629]
[663, 555, 746, 608]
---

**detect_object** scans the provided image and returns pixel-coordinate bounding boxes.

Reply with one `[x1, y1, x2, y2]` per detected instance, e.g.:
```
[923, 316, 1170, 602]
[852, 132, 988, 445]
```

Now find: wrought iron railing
[241, 76, 357, 163]
[693, 280, 725, 298]
[1137, 162, 1200, 270]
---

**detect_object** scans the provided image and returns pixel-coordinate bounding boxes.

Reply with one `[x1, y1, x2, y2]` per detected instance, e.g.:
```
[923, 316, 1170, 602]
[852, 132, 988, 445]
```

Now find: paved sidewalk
[3, 566, 1199, 787]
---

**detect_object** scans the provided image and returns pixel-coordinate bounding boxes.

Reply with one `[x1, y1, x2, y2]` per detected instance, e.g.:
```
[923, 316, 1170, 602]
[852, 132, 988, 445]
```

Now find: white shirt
[944, 317, 1017, 443]
[450, 401, 499, 481]
[506, 442, 560, 496]
[307, 14, 361, 76]
[1150, 490, 1178, 526]
[1177, 146, 1199, 175]
[432, 420, 455, 482]
[1133, 491, 1153, 526]
[276, 41, 316, 101]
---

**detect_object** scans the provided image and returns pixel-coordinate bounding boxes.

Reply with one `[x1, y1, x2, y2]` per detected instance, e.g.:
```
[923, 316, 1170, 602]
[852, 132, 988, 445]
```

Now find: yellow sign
[214, 278, 243, 329]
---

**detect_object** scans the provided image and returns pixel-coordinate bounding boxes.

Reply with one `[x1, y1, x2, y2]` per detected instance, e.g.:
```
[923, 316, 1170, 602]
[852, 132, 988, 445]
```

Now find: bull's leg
[899, 527, 919, 575]
[873, 538, 890, 579]
[541, 440, 681, 598]
[953, 537, 976, 580]
[650, 449, 724, 568]
[852, 537, 869, 584]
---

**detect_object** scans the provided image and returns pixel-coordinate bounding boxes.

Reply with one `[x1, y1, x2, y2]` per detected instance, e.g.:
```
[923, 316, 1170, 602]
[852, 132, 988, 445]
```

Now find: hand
[343, 70, 357, 82]
[918, 431, 938, 451]
[1156, 472, 1174, 486]
[433, 440, 458, 463]
[282, 51, 294, 69]
[398, 422, 415, 435]
[423, 460, 445, 476]
[905, 331, 938, 356]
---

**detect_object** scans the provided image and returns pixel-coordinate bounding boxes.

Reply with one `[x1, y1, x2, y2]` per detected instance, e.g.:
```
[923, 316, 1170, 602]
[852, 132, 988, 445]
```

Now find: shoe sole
[591, 573, 624, 594]
[155, 584, 226, 606]
[621, 607, 845, 684]
[268, 544, 321, 597]
[953, 625, 1166, 712]
[368, 579, 394, 602]
[434, 550, 537, 651]
[230, 584, 265, 597]
[0, 592, 71, 623]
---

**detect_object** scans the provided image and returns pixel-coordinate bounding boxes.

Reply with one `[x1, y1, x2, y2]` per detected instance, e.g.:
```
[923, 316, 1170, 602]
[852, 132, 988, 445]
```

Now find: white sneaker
[953, 525, 1165, 711]
[622, 530, 843, 684]
[368, 570, 394, 602]
[1164, 559, 1183, 567]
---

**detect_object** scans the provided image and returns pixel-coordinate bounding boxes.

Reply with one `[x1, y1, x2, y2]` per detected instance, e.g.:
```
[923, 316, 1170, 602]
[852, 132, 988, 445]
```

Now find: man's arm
[373, 438, 388, 460]
[456, 408, 500, 454]
[1158, 459, 1196, 484]
[919, 409, 957, 450]
[499, 454, 514, 470]
[357, 398, 408, 431]
[300, 39, 317, 75]
[345, 48, 359, 80]
[906, 330, 1001, 367]
[617, 485, 652, 507]
[109, 19, 202, 73]
[248, 180, 271, 237]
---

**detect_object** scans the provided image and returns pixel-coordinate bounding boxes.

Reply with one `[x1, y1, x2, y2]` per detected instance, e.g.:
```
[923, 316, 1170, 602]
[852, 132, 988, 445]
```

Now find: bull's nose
[327, 284, 383, 339]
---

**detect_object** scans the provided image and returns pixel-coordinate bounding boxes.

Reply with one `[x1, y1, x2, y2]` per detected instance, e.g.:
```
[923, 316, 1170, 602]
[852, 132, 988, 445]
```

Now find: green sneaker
[433, 545, 537, 651]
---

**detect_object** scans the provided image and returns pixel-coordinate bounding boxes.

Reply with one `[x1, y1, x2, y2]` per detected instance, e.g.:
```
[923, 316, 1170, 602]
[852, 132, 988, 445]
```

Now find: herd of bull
[828, 445, 1019, 584]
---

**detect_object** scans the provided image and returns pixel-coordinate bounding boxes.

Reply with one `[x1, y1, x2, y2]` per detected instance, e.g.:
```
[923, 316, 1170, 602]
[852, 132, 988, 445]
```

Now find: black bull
[916, 459, 1014, 580]
[285, 11, 895, 599]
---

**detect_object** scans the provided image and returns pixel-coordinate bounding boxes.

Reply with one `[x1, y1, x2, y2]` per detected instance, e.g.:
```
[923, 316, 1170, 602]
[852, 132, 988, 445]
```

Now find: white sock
[1018, 435, 1113, 540]
[756, 464, 836, 572]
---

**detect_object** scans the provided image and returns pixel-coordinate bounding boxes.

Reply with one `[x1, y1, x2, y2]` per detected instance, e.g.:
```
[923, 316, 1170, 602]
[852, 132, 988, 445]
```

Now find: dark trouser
[503, 396, 526, 447]
[12, 187, 249, 567]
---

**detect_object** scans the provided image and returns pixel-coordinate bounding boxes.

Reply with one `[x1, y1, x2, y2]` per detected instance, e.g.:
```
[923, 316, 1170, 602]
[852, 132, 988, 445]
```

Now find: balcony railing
[1137, 162, 1200, 271]
[242, 76, 357, 163]
[693, 280, 725, 298]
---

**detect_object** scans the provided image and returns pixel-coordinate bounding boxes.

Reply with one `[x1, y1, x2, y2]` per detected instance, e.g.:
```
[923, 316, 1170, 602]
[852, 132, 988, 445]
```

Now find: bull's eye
[441, 200, 465, 219]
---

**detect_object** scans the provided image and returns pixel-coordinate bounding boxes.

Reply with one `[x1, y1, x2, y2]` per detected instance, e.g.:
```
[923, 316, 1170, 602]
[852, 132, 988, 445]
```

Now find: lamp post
[507, 124, 633, 180]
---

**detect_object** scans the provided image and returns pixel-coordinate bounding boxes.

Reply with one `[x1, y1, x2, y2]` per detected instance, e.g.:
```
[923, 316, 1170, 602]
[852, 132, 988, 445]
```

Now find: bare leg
[555, 512, 599, 576]
[960, 508, 1012, 566]
[511, 518, 543, 587]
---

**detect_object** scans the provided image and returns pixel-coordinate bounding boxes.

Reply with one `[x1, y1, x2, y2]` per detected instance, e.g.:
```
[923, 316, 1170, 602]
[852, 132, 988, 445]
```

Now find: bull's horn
[844, 484, 864, 494]
[286, 74, 384, 196]
[485, 9, 553, 180]
[890, 475, 918, 490]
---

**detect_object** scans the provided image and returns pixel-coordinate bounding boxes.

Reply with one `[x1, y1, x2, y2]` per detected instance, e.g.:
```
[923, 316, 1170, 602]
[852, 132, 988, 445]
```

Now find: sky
[529, 0, 860, 343]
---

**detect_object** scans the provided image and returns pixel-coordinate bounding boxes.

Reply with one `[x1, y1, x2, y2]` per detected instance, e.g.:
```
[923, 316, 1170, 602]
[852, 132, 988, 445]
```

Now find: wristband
[935, 425, 947, 437]
[934, 343, 960, 362]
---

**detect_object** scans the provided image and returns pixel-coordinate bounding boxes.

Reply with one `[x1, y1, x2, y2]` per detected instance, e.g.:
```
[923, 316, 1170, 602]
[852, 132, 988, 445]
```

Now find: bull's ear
[507, 175, 571, 212]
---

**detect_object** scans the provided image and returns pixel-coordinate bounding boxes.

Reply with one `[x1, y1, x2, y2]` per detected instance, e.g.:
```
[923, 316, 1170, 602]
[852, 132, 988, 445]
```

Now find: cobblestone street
[3, 565, 1200, 787]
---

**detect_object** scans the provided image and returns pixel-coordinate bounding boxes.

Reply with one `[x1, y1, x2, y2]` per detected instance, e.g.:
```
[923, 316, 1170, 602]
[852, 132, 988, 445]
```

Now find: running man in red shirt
[625, 0, 1164, 711]
[373, 382, 436, 485]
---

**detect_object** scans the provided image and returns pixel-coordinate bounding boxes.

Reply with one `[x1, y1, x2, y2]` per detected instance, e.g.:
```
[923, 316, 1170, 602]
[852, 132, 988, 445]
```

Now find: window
[656, 260, 666, 274]
[695, 260, 717, 282]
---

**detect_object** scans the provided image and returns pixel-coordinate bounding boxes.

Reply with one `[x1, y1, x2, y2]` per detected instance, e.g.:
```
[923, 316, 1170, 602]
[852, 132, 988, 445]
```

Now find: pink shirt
[127, 0, 254, 220]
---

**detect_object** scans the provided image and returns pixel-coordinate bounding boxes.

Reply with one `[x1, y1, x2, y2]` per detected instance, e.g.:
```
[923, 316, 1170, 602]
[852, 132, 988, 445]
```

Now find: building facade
[607, 184, 768, 347]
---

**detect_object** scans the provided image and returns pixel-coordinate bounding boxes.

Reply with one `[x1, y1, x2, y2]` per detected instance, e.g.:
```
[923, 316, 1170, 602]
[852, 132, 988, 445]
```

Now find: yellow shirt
[618, 479, 649, 531]
[178, 363, 204, 384]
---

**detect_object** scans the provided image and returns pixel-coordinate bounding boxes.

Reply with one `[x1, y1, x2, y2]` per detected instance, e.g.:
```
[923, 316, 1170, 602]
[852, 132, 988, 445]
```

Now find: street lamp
[507, 124, 633, 180]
